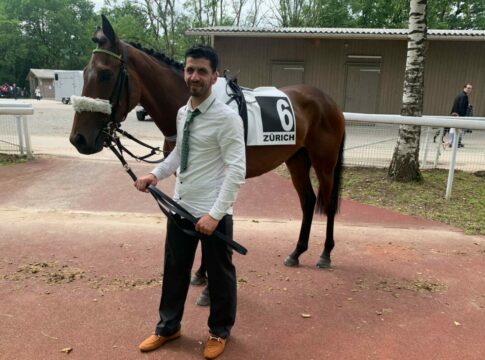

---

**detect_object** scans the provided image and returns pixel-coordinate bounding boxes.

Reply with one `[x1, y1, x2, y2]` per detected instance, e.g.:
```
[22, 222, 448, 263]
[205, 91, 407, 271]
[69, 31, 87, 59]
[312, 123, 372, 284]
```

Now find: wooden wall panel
[214, 36, 485, 116]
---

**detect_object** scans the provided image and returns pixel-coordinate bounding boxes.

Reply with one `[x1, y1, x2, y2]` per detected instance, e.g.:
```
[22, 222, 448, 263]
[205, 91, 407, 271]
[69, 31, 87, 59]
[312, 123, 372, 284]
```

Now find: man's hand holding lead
[134, 174, 158, 192]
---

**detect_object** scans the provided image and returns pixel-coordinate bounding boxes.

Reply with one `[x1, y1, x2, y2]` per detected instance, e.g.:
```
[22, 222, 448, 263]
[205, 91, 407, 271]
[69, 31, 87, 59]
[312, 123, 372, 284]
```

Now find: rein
[107, 142, 247, 256]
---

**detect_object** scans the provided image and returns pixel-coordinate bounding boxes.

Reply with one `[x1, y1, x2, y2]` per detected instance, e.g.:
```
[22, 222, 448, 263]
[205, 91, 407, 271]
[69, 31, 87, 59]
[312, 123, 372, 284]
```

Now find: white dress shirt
[151, 92, 246, 220]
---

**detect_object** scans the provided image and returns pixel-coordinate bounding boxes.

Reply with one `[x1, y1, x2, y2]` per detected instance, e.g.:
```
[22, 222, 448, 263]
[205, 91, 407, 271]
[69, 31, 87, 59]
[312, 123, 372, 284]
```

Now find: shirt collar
[187, 92, 216, 114]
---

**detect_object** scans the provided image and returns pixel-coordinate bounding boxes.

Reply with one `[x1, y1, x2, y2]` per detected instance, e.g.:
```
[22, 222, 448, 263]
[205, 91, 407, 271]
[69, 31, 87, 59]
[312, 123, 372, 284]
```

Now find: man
[12, 83, 18, 100]
[134, 45, 246, 359]
[449, 83, 473, 148]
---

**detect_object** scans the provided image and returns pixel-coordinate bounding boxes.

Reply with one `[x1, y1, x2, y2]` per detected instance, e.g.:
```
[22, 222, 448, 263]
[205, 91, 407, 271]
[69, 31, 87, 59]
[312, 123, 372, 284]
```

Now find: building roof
[26, 69, 56, 80]
[186, 27, 485, 41]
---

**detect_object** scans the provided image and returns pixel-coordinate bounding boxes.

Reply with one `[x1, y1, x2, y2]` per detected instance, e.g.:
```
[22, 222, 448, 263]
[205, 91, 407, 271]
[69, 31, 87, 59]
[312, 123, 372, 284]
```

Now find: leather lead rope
[106, 143, 248, 255]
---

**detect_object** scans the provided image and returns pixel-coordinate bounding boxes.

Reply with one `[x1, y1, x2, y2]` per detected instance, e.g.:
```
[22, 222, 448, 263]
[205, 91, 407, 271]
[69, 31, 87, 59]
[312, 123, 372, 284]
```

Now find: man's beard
[187, 81, 207, 97]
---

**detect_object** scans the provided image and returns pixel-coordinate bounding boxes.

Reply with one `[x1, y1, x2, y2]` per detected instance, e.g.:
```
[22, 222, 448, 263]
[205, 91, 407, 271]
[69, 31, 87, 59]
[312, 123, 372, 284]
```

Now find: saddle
[212, 73, 296, 146]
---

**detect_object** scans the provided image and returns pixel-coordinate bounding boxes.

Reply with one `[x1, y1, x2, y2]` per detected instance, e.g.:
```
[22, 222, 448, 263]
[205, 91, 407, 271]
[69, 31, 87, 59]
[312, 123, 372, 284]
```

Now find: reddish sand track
[1, 157, 484, 360]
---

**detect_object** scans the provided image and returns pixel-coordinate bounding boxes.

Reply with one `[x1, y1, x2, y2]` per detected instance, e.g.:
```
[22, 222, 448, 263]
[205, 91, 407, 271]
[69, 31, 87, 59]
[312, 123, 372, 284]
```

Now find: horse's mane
[128, 42, 184, 72]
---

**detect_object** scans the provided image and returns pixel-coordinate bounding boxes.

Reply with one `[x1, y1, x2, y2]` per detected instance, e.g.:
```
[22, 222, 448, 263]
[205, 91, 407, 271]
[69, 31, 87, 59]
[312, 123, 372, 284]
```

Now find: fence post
[433, 128, 444, 168]
[422, 126, 431, 168]
[445, 128, 459, 200]
[0, 102, 34, 156]
[21, 115, 33, 157]
[15, 115, 25, 156]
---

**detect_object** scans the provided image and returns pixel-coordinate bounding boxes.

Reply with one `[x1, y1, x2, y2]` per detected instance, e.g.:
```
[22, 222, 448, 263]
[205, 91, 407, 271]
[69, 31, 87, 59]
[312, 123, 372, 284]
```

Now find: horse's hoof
[316, 257, 331, 269]
[190, 273, 207, 286]
[284, 256, 299, 267]
[196, 289, 210, 307]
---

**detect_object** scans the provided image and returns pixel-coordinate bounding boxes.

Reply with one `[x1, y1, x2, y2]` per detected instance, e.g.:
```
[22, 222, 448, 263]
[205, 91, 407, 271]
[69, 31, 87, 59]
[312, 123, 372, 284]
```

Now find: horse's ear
[101, 14, 117, 45]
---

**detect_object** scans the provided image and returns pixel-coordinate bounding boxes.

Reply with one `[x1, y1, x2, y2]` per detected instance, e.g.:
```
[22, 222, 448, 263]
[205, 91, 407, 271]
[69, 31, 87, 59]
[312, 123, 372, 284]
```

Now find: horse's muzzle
[70, 132, 104, 154]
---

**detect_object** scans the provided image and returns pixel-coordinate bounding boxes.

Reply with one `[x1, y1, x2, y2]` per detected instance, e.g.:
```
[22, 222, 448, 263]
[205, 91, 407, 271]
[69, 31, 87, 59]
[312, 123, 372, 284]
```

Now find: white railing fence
[344, 113, 485, 200]
[0, 101, 34, 157]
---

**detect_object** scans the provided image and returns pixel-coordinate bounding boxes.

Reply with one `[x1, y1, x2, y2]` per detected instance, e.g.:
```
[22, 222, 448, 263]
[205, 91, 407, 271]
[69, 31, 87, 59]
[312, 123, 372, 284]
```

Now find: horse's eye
[98, 70, 112, 82]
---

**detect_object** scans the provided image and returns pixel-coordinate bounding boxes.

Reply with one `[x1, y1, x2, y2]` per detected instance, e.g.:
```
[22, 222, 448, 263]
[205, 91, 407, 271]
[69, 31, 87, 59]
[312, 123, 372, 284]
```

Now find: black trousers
[155, 214, 236, 338]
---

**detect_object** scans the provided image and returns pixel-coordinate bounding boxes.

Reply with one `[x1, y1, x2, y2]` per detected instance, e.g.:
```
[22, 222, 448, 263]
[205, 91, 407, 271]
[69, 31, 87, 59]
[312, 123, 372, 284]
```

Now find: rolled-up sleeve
[150, 144, 180, 180]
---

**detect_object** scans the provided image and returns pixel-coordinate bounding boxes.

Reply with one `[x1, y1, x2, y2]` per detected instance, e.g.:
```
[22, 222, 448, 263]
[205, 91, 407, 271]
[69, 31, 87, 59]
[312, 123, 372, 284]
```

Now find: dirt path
[1, 157, 485, 360]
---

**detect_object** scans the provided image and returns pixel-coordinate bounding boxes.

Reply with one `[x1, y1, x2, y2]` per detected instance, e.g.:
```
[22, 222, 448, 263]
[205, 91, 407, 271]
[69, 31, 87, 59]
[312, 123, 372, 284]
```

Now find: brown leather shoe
[203, 334, 226, 359]
[138, 329, 181, 352]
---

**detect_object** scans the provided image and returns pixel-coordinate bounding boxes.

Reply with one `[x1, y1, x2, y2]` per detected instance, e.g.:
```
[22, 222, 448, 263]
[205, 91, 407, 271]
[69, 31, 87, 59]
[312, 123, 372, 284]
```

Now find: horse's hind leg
[311, 138, 344, 269]
[283, 148, 316, 267]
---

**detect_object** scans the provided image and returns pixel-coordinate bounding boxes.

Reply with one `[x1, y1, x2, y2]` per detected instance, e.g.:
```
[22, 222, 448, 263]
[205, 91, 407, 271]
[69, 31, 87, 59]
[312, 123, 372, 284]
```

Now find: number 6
[276, 99, 294, 131]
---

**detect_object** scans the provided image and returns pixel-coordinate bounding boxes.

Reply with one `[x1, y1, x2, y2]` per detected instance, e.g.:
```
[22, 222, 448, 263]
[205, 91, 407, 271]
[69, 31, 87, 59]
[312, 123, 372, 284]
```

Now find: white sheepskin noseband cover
[71, 95, 112, 115]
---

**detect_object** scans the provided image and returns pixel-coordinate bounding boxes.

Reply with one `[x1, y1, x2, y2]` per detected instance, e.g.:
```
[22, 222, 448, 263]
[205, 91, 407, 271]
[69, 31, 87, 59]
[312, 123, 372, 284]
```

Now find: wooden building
[187, 28, 485, 116]
[26, 69, 56, 99]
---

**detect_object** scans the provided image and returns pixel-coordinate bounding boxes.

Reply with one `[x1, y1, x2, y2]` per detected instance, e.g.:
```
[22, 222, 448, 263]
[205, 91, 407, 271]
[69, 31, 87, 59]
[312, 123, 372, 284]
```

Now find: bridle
[89, 46, 170, 164]
[92, 47, 131, 125]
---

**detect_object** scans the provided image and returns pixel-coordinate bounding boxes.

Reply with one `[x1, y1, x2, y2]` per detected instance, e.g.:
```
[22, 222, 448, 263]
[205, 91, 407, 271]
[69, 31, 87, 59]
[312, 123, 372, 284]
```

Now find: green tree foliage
[304, 0, 355, 27]
[0, 16, 28, 84]
[350, 0, 409, 28]
[100, 2, 154, 45]
[271, 0, 485, 29]
[428, 0, 485, 29]
[2, 0, 484, 87]
[0, 0, 97, 86]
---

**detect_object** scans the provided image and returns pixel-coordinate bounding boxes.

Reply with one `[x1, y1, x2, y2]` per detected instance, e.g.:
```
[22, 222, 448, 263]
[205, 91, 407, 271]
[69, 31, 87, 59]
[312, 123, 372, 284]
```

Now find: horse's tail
[316, 133, 345, 215]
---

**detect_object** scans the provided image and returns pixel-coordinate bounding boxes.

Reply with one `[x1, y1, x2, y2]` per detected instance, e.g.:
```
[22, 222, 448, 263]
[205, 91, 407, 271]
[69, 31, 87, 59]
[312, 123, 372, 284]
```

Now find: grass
[278, 166, 485, 235]
[0, 153, 30, 165]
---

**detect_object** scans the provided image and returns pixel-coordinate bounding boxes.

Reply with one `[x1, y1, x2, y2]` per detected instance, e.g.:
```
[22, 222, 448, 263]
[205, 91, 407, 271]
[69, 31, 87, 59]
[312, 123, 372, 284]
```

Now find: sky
[91, 0, 106, 12]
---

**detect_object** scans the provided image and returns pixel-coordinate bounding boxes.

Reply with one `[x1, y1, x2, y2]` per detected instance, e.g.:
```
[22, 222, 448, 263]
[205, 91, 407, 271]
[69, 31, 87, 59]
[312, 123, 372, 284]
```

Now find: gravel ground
[26, 99, 161, 139]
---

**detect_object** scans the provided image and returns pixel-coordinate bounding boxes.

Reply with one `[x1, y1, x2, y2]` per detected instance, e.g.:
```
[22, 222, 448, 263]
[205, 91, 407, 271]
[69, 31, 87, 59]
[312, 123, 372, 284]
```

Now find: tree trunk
[388, 0, 427, 182]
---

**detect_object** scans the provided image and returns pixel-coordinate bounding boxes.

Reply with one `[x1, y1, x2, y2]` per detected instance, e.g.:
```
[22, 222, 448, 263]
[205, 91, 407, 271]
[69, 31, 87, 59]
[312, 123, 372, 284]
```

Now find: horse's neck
[131, 49, 188, 137]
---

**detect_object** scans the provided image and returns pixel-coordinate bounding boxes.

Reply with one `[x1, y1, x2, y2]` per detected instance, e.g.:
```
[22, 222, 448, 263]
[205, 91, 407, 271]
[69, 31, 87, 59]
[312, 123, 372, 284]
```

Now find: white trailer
[54, 71, 83, 104]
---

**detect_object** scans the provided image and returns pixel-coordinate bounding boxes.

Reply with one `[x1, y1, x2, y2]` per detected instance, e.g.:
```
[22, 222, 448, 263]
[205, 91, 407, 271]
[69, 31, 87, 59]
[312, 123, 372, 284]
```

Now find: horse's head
[70, 15, 140, 154]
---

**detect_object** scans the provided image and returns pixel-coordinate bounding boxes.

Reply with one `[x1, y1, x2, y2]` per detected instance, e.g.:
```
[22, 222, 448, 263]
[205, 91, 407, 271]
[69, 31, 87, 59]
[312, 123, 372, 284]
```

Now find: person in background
[448, 83, 473, 148]
[35, 86, 41, 101]
[12, 83, 18, 100]
[134, 44, 246, 360]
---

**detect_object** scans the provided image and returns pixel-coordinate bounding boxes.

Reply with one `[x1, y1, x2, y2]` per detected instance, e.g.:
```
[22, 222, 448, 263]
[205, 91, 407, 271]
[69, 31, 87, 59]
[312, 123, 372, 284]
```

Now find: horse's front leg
[284, 195, 315, 267]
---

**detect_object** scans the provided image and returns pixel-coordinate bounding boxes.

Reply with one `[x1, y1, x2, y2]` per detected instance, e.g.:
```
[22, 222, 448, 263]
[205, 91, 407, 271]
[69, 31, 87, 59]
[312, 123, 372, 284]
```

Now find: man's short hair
[184, 45, 219, 72]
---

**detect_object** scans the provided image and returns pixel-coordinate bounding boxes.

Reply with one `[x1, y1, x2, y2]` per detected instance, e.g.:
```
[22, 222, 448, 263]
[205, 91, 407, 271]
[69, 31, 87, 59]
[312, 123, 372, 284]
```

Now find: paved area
[1, 156, 485, 360]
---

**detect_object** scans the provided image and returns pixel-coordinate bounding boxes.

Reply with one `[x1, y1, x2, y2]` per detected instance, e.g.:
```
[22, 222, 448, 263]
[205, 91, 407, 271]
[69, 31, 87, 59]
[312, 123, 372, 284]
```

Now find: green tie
[180, 108, 201, 173]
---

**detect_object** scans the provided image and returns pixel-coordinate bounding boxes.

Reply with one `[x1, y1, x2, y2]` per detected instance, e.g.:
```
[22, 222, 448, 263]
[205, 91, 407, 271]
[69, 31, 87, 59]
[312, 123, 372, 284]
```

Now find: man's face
[464, 84, 473, 95]
[184, 57, 217, 100]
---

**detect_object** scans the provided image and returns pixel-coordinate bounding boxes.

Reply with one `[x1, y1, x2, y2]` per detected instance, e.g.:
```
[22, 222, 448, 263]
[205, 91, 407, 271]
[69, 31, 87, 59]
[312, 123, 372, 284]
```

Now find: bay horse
[70, 15, 345, 269]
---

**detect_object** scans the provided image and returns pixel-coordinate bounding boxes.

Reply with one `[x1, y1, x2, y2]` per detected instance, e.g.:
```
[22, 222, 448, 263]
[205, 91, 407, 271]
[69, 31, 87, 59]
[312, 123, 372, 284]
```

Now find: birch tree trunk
[388, 0, 427, 181]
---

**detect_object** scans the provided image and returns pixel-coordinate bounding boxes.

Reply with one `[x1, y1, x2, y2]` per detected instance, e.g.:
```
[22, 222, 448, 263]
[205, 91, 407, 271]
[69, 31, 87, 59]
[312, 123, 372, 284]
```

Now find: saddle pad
[212, 78, 296, 146]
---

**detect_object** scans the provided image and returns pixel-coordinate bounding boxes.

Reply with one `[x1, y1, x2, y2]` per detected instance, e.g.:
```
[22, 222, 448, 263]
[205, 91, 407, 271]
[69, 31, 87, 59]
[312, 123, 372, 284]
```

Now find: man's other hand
[196, 214, 219, 236]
